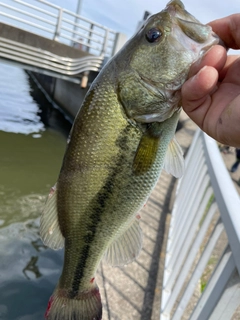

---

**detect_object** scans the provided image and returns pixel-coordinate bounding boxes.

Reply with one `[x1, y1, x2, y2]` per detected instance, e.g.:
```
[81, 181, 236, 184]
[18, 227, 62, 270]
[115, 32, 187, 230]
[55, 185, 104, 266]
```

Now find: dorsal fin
[40, 183, 65, 250]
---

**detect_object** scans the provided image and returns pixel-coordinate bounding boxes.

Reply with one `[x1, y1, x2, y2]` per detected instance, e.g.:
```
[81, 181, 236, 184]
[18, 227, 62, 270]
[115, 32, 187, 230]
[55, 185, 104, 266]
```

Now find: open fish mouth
[166, 0, 225, 51]
[166, 0, 219, 51]
[166, 0, 200, 23]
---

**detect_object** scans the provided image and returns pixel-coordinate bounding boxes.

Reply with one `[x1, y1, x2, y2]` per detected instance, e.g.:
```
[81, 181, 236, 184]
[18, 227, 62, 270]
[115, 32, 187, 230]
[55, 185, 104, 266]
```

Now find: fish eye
[145, 27, 162, 43]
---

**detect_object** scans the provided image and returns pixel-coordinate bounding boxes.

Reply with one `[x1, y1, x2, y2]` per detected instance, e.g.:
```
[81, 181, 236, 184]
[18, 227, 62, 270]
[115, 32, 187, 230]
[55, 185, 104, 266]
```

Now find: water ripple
[0, 63, 44, 134]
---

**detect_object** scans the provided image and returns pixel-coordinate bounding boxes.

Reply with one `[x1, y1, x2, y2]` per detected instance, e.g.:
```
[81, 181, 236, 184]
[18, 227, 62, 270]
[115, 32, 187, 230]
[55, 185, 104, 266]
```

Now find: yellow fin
[133, 132, 160, 175]
[104, 218, 142, 267]
[40, 183, 65, 250]
[163, 137, 184, 178]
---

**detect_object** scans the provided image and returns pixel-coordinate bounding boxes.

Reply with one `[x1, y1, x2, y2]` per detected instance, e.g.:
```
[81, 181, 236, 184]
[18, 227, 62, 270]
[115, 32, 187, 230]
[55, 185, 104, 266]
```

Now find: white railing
[160, 129, 240, 320]
[0, 0, 120, 57]
[0, 37, 104, 82]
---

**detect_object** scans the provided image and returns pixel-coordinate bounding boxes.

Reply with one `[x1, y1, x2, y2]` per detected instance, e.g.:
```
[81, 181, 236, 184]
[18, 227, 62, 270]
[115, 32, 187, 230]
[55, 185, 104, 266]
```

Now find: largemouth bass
[40, 1, 218, 319]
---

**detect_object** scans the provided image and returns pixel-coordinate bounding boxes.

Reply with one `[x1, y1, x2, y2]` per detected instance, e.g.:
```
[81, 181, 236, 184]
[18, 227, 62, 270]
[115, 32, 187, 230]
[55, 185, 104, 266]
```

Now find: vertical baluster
[54, 7, 63, 41]
[101, 29, 109, 56]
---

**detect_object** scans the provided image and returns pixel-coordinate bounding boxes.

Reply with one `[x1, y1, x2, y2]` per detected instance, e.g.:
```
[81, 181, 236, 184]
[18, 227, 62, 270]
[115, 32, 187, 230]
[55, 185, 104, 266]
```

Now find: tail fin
[45, 286, 102, 320]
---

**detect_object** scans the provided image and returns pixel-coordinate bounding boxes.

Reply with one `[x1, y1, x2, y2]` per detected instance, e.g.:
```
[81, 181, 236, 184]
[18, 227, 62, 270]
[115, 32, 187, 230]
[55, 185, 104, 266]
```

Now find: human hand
[181, 14, 240, 147]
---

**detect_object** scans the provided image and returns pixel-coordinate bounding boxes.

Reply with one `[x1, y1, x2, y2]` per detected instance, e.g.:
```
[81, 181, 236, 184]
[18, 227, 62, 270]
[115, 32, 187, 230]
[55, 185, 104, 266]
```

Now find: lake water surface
[0, 62, 71, 320]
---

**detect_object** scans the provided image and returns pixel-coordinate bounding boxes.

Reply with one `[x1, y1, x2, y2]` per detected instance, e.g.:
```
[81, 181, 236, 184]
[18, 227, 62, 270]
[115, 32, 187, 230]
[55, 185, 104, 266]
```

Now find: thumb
[181, 66, 218, 126]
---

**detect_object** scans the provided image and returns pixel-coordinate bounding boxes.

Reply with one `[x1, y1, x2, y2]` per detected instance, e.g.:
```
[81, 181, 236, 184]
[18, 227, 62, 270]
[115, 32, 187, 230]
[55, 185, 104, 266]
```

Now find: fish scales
[57, 77, 174, 292]
[40, 1, 219, 319]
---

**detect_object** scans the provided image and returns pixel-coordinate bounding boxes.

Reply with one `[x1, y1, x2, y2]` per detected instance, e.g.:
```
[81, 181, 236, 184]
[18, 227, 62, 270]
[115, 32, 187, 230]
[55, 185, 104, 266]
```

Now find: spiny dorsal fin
[104, 217, 143, 267]
[133, 132, 160, 175]
[163, 137, 184, 178]
[40, 183, 65, 250]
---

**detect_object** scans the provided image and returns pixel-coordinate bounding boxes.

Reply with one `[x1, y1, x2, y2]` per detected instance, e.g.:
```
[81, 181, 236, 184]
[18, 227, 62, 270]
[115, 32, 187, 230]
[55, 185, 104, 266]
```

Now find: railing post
[111, 32, 127, 56]
[86, 23, 94, 53]
[54, 8, 63, 41]
[101, 29, 109, 56]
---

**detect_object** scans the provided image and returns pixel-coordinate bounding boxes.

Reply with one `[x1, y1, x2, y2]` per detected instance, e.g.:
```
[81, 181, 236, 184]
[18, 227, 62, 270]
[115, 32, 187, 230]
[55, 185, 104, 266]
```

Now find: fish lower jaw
[199, 42, 219, 57]
[166, 0, 185, 16]
[133, 107, 180, 123]
[197, 32, 219, 57]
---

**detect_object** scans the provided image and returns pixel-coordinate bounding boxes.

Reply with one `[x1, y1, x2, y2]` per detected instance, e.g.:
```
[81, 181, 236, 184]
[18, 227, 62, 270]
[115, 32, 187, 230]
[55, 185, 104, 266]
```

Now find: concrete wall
[32, 72, 93, 119]
[53, 78, 89, 118]
[0, 22, 91, 59]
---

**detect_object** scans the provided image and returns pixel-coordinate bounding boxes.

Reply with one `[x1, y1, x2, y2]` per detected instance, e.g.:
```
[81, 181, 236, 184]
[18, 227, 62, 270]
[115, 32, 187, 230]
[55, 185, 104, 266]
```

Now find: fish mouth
[198, 34, 219, 55]
[166, 0, 219, 54]
[166, 0, 199, 23]
[166, 0, 185, 13]
[166, 0, 225, 51]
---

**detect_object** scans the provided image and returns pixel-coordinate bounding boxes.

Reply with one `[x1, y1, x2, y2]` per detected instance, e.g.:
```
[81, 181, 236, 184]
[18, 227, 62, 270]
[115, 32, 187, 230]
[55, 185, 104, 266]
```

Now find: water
[0, 62, 71, 319]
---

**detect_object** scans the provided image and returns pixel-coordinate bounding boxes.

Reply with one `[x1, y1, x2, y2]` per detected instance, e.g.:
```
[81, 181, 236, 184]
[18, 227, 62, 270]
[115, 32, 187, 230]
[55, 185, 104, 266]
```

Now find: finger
[218, 55, 240, 80]
[181, 66, 219, 129]
[221, 56, 240, 84]
[209, 14, 240, 49]
[182, 66, 218, 104]
[217, 93, 240, 147]
[188, 45, 227, 77]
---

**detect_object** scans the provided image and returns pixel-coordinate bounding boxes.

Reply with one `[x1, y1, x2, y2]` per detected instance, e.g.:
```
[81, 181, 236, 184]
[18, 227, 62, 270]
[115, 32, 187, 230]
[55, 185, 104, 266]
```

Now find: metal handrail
[0, 37, 92, 63]
[0, 37, 104, 77]
[0, 0, 117, 57]
[14, 0, 57, 17]
[160, 129, 240, 320]
[0, 2, 57, 25]
[0, 11, 55, 34]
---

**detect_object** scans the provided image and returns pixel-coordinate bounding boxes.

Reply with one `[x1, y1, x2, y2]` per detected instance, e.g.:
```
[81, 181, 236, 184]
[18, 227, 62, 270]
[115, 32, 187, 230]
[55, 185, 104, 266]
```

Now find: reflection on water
[0, 64, 44, 134]
[23, 256, 42, 280]
[0, 62, 71, 320]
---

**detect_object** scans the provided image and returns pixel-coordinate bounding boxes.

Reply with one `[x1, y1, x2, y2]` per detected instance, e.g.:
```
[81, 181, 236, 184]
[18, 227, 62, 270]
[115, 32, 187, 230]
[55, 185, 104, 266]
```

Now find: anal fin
[40, 183, 65, 250]
[104, 218, 143, 267]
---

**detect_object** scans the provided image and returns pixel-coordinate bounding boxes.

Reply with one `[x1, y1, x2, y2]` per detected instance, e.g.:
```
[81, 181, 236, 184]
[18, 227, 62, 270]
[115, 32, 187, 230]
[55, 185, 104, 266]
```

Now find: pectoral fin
[40, 183, 65, 250]
[133, 133, 160, 175]
[104, 218, 143, 267]
[163, 137, 184, 178]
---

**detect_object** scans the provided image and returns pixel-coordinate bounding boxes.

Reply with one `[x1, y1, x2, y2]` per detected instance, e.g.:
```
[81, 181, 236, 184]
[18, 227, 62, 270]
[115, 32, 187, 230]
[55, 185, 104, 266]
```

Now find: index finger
[188, 45, 227, 78]
[209, 14, 240, 49]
